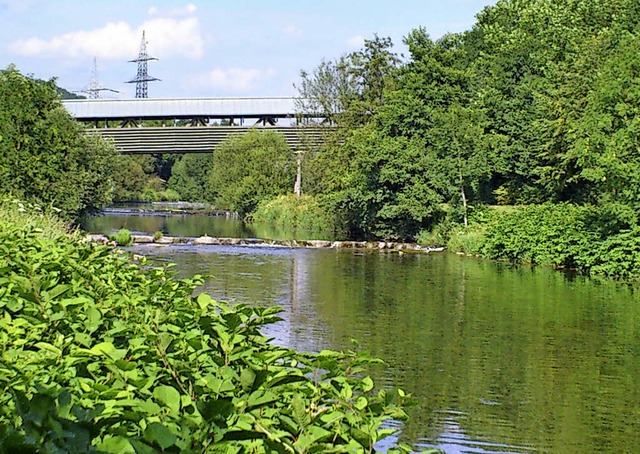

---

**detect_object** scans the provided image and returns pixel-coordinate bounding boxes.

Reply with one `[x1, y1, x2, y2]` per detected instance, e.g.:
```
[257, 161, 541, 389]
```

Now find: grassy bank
[0, 200, 416, 453]
[249, 194, 336, 234]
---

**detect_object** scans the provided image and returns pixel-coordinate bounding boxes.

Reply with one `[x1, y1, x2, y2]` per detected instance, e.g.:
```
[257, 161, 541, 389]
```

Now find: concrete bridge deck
[62, 97, 318, 124]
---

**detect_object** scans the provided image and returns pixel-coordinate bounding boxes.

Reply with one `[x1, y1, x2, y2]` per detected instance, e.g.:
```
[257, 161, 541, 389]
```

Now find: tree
[168, 153, 216, 202]
[295, 35, 400, 127]
[430, 105, 492, 226]
[0, 66, 118, 219]
[110, 155, 148, 202]
[295, 57, 358, 122]
[208, 130, 295, 215]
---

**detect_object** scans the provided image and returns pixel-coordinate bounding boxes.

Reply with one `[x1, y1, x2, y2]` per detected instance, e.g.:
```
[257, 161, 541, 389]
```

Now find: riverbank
[440, 203, 640, 280]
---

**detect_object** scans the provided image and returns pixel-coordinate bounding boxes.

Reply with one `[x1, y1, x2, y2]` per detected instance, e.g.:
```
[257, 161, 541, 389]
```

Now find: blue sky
[0, 0, 497, 98]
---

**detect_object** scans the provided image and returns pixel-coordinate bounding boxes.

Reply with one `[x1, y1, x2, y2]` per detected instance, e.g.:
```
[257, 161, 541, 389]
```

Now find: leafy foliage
[0, 66, 118, 219]
[208, 130, 296, 216]
[168, 153, 216, 202]
[108, 228, 132, 246]
[250, 194, 336, 233]
[481, 204, 596, 267]
[478, 203, 640, 279]
[0, 202, 415, 453]
[293, 0, 640, 281]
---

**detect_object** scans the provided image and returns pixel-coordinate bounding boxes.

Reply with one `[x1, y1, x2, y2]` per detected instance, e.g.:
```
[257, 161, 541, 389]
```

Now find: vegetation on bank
[165, 0, 640, 274]
[6, 0, 640, 278]
[0, 67, 117, 219]
[169, 131, 296, 217]
[435, 203, 640, 280]
[250, 195, 335, 233]
[0, 200, 421, 453]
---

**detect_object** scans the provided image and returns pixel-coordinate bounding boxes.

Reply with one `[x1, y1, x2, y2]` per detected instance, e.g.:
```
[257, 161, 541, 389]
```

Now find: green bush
[0, 207, 415, 453]
[416, 205, 493, 249]
[251, 194, 336, 232]
[0, 67, 118, 220]
[0, 197, 71, 240]
[580, 228, 640, 279]
[168, 153, 216, 202]
[153, 230, 164, 241]
[447, 224, 487, 255]
[109, 228, 132, 246]
[481, 203, 596, 267]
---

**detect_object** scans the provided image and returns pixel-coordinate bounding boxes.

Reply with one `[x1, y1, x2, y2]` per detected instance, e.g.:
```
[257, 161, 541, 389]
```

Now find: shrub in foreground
[0, 208, 415, 452]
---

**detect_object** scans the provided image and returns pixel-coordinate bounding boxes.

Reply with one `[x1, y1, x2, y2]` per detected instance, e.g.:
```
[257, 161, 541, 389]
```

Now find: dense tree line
[294, 0, 640, 242]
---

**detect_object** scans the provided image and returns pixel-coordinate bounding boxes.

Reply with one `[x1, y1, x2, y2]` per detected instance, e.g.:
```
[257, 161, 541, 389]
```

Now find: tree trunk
[294, 151, 302, 197]
[461, 184, 468, 227]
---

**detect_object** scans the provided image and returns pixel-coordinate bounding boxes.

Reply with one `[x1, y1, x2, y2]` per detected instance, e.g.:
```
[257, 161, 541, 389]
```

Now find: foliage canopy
[0, 66, 118, 219]
[208, 130, 296, 216]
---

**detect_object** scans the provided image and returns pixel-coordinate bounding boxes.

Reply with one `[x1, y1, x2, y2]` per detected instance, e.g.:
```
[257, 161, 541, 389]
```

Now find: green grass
[0, 196, 72, 240]
[250, 194, 335, 232]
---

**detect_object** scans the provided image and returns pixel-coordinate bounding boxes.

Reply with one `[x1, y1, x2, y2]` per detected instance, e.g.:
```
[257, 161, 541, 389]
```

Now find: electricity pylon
[83, 57, 119, 99]
[127, 30, 159, 98]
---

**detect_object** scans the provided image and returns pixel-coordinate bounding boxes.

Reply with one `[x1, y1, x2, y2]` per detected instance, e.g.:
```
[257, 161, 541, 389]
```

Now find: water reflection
[81, 208, 334, 241]
[132, 244, 640, 453]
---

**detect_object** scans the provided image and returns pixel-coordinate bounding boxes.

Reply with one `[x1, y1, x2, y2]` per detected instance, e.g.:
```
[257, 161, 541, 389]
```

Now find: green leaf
[196, 292, 213, 310]
[157, 332, 173, 352]
[354, 396, 368, 410]
[246, 390, 278, 409]
[292, 394, 310, 429]
[198, 398, 234, 424]
[46, 283, 71, 299]
[240, 368, 256, 391]
[144, 422, 177, 450]
[153, 385, 181, 414]
[294, 425, 332, 452]
[35, 342, 62, 356]
[90, 342, 126, 360]
[85, 306, 102, 332]
[97, 435, 135, 453]
[362, 376, 374, 392]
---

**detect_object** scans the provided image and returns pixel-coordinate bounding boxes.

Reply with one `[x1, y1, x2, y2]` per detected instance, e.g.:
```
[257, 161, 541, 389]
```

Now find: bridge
[62, 98, 332, 154]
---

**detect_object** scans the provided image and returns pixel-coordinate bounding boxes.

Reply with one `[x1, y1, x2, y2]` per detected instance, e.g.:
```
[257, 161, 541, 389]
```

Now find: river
[83, 207, 640, 453]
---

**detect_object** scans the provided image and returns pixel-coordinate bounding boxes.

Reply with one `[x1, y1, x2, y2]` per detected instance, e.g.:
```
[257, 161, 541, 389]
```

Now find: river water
[83, 208, 640, 453]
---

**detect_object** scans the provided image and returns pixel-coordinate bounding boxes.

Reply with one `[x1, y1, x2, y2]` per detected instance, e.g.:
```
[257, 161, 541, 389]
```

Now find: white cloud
[148, 3, 197, 16]
[8, 17, 204, 60]
[347, 35, 365, 49]
[282, 25, 302, 37]
[185, 68, 277, 92]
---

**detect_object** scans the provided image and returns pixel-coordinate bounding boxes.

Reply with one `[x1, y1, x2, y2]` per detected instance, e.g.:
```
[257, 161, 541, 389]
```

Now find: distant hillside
[57, 86, 85, 99]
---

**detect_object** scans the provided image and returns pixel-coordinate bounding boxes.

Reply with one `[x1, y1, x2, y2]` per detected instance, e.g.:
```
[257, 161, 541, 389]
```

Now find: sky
[0, 0, 497, 99]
